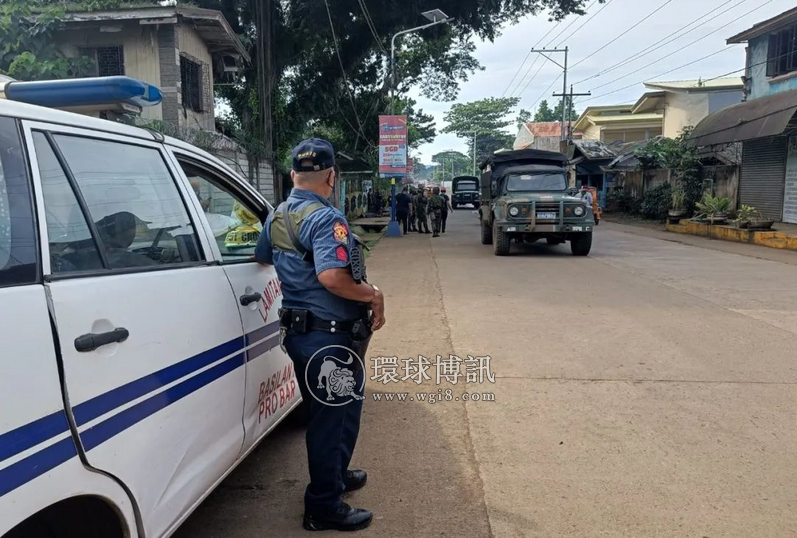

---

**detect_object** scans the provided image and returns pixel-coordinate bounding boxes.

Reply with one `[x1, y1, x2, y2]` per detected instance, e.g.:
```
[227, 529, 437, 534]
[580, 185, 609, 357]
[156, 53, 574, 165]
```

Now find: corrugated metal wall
[740, 137, 786, 220]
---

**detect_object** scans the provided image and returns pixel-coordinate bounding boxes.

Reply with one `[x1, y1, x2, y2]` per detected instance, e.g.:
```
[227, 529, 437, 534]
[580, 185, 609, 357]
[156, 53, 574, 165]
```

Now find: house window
[81, 46, 125, 76]
[180, 56, 204, 112]
[767, 25, 797, 78]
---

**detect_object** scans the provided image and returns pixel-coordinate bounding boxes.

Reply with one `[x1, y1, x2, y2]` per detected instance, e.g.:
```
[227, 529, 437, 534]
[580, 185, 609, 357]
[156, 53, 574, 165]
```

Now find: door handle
[75, 328, 130, 353]
[240, 292, 263, 306]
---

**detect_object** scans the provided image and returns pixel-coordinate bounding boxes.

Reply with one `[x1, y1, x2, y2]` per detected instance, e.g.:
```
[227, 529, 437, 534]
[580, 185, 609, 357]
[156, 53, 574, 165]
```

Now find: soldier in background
[428, 187, 443, 238]
[415, 188, 430, 234]
[409, 189, 418, 232]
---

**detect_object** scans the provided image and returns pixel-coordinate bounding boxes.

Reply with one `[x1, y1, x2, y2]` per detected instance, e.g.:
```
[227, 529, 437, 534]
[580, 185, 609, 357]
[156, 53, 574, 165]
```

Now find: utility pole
[527, 48, 571, 139]
[473, 130, 477, 176]
[553, 85, 591, 140]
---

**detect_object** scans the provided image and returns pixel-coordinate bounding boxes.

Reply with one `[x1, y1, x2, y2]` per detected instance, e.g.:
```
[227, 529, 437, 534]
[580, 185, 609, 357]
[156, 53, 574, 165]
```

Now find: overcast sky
[408, 0, 794, 165]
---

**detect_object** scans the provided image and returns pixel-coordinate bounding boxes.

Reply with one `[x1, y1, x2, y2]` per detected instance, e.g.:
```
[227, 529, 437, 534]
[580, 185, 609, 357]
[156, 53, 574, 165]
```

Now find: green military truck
[451, 176, 480, 209]
[478, 149, 594, 257]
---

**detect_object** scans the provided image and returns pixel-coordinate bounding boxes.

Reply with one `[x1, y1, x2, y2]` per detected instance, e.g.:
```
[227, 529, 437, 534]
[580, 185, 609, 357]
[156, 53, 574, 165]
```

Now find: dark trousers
[397, 211, 410, 234]
[284, 330, 364, 515]
[417, 212, 429, 233]
[441, 211, 449, 233]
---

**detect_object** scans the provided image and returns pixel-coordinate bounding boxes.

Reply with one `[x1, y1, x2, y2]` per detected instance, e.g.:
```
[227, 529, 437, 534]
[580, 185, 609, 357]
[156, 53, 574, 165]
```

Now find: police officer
[255, 139, 385, 532]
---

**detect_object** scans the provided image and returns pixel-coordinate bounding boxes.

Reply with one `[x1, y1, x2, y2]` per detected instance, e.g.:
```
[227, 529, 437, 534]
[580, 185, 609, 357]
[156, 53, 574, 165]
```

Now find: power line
[323, 0, 369, 144]
[552, 0, 615, 48]
[508, 0, 603, 98]
[357, 0, 387, 55]
[574, 0, 750, 85]
[580, 46, 736, 103]
[527, 72, 563, 112]
[585, 0, 774, 93]
[502, 21, 563, 97]
[690, 48, 797, 87]
[571, 0, 673, 68]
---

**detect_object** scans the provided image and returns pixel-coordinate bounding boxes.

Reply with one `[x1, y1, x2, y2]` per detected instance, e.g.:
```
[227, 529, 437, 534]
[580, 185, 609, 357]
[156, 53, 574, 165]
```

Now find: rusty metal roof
[689, 88, 797, 147]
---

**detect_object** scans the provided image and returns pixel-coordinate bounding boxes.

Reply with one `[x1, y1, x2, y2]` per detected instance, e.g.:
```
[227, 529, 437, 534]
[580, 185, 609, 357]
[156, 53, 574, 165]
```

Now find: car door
[23, 123, 246, 538]
[168, 149, 299, 453]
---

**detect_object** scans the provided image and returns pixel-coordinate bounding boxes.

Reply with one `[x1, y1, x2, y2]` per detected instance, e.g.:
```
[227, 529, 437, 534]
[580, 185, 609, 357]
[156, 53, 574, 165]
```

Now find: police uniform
[255, 139, 373, 532]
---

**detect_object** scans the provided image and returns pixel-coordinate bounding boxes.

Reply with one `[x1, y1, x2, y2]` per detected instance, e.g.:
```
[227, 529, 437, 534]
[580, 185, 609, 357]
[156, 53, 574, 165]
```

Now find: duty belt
[279, 308, 356, 334]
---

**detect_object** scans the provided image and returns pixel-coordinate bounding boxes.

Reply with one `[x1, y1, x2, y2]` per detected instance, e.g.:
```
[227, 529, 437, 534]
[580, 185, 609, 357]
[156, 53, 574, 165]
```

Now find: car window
[0, 117, 37, 287]
[456, 180, 478, 191]
[33, 132, 104, 274]
[178, 160, 262, 263]
[51, 134, 203, 270]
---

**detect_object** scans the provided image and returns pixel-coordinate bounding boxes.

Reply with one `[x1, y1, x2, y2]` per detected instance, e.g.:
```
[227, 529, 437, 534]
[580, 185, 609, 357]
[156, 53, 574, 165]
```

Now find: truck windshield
[455, 180, 478, 191]
[505, 173, 566, 192]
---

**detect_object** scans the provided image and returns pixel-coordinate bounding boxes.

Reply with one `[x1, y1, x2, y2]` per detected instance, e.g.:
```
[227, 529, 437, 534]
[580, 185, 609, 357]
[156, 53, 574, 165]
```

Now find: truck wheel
[480, 219, 493, 245]
[570, 232, 593, 256]
[452, 202, 458, 210]
[546, 237, 564, 246]
[474, 202, 481, 210]
[493, 225, 511, 256]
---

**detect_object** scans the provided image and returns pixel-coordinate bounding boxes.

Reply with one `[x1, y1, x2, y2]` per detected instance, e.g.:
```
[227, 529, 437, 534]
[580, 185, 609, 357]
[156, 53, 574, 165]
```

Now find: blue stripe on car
[0, 324, 281, 498]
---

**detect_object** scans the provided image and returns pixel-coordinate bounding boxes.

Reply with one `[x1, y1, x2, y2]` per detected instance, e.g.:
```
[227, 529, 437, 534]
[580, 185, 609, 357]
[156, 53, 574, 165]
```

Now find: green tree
[534, 100, 556, 122]
[552, 97, 579, 122]
[186, 0, 597, 168]
[442, 97, 519, 164]
[0, 0, 94, 80]
[432, 150, 472, 180]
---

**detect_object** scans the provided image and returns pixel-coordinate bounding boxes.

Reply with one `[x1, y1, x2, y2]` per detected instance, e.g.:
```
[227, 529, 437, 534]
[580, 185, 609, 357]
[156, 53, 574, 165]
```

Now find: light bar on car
[4, 76, 162, 108]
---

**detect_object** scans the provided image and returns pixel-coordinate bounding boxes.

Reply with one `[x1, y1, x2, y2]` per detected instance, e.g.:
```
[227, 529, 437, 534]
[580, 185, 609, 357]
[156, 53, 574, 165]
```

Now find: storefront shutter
[740, 137, 786, 220]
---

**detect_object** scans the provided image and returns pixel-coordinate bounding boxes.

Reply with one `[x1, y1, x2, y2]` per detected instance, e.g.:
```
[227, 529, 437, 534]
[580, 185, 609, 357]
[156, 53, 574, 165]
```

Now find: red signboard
[379, 115, 408, 176]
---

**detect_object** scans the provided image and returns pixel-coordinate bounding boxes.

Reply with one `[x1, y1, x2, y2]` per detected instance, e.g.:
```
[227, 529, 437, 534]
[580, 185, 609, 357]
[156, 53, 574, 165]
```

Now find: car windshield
[505, 173, 567, 192]
[455, 180, 478, 191]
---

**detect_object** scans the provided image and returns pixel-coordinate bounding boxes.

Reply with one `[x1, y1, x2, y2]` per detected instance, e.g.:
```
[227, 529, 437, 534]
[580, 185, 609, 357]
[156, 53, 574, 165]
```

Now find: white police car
[0, 79, 299, 537]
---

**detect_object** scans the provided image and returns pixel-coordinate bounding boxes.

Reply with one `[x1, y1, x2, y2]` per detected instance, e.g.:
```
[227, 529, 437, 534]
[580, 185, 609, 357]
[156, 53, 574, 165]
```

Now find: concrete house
[572, 105, 663, 144]
[691, 6, 797, 223]
[632, 78, 744, 139]
[54, 7, 249, 132]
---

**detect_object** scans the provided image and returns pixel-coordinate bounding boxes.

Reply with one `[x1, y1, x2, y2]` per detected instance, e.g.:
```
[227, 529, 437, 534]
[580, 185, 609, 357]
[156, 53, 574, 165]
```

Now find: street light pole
[390, 11, 451, 115]
[473, 130, 478, 176]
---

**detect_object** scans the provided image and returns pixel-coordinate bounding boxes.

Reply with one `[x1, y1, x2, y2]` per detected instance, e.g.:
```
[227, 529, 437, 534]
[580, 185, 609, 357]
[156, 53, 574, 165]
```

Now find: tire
[570, 232, 593, 256]
[473, 202, 481, 209]
[452, 202, 458, 209]
[480, 218, 493, 245]
[546, 237, 564, 246]
[493, 225, 511, 256]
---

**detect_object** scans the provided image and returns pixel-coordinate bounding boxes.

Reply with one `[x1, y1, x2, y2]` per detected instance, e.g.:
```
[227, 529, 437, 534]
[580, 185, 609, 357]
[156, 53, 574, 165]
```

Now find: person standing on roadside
[395, 186, 413, 235]
[415, 188, 430, 234]
[255, 138, 385, 532]
[440, 187, 454, 234]
[428, 187, 444, 238]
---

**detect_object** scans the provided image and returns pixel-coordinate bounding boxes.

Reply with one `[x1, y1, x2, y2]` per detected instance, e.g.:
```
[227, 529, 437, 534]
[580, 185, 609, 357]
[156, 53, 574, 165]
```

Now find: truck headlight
[509, 206, 520, 217]
[574, 205, 586, 217]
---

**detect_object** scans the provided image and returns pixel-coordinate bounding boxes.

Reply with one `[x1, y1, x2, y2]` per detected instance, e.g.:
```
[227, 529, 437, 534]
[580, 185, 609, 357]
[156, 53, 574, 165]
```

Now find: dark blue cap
[292, 138, 335, 172]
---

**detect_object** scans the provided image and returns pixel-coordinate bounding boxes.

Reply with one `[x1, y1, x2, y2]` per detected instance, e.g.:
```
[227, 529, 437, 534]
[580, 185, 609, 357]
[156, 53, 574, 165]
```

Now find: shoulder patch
[333, 221, 349, 245]
[336, 245, 349, 262]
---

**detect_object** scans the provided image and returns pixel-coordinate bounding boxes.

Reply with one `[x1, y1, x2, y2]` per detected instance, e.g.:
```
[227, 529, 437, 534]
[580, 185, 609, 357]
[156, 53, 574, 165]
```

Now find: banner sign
[379, 115, 408, 176]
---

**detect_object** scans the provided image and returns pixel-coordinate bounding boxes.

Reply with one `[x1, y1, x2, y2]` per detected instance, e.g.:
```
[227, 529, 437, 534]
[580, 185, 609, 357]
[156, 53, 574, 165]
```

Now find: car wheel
[493, 225, 511, 256]
[474, 202, 481, 209]
[480, 218, 493, 245]
[570, 232, 593, 256]
[452, 202, 458, 209]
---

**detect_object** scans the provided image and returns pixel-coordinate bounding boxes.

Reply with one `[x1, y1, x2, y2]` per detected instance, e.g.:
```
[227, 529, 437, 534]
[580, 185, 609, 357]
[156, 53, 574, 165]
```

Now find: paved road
[177, 210, 797, 537]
